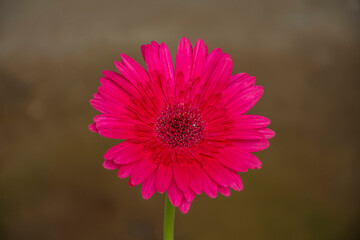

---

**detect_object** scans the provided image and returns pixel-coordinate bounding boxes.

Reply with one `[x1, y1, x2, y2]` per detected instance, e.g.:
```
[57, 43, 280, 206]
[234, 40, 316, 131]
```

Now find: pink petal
[223, 76, 255, 102]
[183, 188, 195, 202]
[179, 199, 191, 214]
[201, 171, 218, 198]
[232, 140, 270, 152]
[98, 78, 130, 105]
[128, 179, 136, 187]
[104, 141, 128, 159]
[94, 114, 152, 140]
[175, 37, 193, 85]
[88, 123, 98, 132]
[256, 128, 275, 139]
[229, 173, 243, 191]
[228, 149, 263, 169]
[120, 53, 150, 83]
[202, 48, 223, 76]
[189, 164, 204, 195]
[113, 149, 144, 165]
[156, 163, 173, 193]
[142, 172, 156, 199]
[200, 54, 233, 101]
[230, 129, 266, 140]
[227, 73, 251, 87]
[219, 151, 250, 172]
[142, 43, 162, 83]
[103, 159, 119, 170]
[159, 42, 175, 84]
[190, 39, 208, 81]
[167, 181, 183, 207]
[118, 163, 137, 178]
[229, 75, 256, 91]
[90, 98, 127, 115]
[94, 113, 137, 127]
[227, 86, 264, 115]
[151, 41, 160, 51]
[102, 70, 140, 98]
[173, 161, 190, 191]
[202, 159, 230, 187]
[218, 186, 231, 197]
[232, 115, 271, 129]
[98, 129, 135, 139]
[130, 158, 158, 186]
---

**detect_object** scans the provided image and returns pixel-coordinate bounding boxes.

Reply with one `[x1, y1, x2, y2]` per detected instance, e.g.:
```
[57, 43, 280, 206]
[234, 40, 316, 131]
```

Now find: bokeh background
[1, 0, 359, 239]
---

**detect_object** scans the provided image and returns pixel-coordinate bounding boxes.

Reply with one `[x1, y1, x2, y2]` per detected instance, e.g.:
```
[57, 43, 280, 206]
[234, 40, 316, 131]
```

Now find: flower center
[155, 103, 204, 148]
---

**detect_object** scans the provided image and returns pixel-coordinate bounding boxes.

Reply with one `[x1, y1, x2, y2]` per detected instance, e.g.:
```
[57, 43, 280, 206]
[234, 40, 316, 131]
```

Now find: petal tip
[88, 123, 98, 133]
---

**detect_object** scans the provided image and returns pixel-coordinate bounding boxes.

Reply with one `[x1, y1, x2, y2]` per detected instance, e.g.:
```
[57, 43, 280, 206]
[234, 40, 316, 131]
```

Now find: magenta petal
[90, 98, 127, 115]
[202, 48, 223, 76]
[229, 150, 262, 169]
[233, 115, 271, 129]
[202, 172, 218, 198]
[228, 86, 264, 115]
[112, 146, 144, 164]
[201, 54, 233, 100]
[256, 128, 276, 139]
[104, 141, 128, 159]
[118, 163, 137, 178]
[228, 150, 261, 170]
[189, 164, 203, 194]
[175, 37, 193, 84]
[219, 152, 249, 172]
[167, 181, 183, 207]
[102, 70, 139, 98]
[218, 185, 231, 197]
[183, 188, 195, 202]
[88, 123, 98, 132]
[202, 159, 230, 187]
[179, 199, 191, 214]
[98, 77, 130, 103]
[114, 153, 142, 166]
[230, 129, 266, 140]
[103, 159, 119, 170]
[94, 114, 144, 139]
[190, 39, 208, 80]
[142, 172, 156, 199]
[173, 162, 190, 191]
[228, 73, 251, 87]
[120, 53, 150, 83]
[142, 43, 161, 84]
[232, 140, 270, 152]
[130, 158, 158, 185]
[159, 42, 175, 83]
[156, 163, 173, 193]
[104, 141, 144, 165]
[128, 179, 136, 187]
[98, 128, 136, 139]
[228, 75, 256, 92]
[228, 172, 243, 191]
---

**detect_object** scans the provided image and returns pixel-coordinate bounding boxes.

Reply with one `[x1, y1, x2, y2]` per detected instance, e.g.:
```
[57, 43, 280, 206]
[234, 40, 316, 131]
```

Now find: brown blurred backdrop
[1, 0, 359, 239]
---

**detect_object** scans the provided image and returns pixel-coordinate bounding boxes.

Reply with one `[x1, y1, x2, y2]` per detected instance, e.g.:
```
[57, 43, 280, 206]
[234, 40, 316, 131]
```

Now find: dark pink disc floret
[155, 104, 204, 148]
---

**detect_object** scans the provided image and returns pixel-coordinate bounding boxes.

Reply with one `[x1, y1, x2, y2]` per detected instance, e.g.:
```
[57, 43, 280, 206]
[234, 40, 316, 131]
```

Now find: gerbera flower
[89, 37, 274, 214]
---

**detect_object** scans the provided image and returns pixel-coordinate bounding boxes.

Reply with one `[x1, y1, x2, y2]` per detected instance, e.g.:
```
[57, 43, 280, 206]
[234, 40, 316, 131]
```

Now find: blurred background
[0, 0, 359, 239]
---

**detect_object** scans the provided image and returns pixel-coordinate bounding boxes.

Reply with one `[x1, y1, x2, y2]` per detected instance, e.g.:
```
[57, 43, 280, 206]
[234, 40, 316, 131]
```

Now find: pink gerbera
[89, 37, 274, 213]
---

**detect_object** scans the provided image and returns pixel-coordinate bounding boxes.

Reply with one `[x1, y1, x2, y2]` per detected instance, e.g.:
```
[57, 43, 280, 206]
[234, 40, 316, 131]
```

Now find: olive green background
[1, 0, 359, 239]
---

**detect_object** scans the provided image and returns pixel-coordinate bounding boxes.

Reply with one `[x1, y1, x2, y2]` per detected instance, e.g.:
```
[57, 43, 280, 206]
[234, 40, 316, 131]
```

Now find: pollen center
[155, 103, 204, 148]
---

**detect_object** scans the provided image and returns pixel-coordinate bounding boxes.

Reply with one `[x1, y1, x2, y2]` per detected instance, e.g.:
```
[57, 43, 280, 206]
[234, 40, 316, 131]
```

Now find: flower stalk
[163, 194, 175, 240]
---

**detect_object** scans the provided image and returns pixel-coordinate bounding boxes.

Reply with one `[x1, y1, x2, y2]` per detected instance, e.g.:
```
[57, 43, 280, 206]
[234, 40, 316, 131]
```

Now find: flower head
[89, 37, 275, 213]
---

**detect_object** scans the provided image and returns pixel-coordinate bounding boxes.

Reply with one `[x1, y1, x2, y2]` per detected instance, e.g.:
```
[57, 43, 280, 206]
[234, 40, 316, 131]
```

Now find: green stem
[163, 194, 175, 240]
